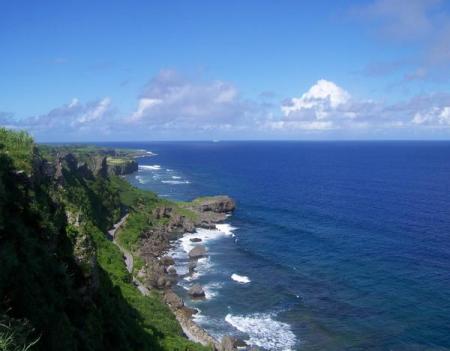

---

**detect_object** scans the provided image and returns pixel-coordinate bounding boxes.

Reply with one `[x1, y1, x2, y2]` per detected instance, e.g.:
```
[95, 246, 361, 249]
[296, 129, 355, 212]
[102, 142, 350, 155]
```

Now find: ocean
[106, 141, 450, 351]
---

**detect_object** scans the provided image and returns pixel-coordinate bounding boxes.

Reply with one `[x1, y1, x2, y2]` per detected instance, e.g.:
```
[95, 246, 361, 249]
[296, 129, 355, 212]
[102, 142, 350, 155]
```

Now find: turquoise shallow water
[104, 141, 450, 350]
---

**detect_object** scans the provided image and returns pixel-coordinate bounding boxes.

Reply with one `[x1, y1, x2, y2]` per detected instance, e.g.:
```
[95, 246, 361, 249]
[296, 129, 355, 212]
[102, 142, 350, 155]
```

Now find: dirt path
[108, 214, 150, 295]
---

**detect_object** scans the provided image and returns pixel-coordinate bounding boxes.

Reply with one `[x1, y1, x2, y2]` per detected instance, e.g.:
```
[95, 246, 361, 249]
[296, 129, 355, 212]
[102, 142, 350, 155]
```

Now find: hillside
[0, 128, 211, 351]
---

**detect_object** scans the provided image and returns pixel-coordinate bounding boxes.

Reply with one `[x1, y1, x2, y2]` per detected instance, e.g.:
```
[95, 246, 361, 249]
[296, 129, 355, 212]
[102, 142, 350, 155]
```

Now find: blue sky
[1, 0, 450, 141]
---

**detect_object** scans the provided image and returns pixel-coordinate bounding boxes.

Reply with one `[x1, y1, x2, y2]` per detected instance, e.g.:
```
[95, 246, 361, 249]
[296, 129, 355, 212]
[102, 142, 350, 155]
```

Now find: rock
[157, 276, 166, 288]
[180, 306, 198, 318]
[189, 245, 207, 259]
[234, 339, 247, 348]
[198, 221, 217, 229]
[160, 255, 175, 266]
[219, 336, 247, 351]
[188, 284, 205, 298]
[167, 266, 177, 275]
[188, 261, 197, 273]
[193, 195, 236, 213]
[153, 206, 173, 219]
[190, 237, 202, 242]
[164, 290, 184, 310]
[220, 336, 236, 351]
[106, 158, 138, 175]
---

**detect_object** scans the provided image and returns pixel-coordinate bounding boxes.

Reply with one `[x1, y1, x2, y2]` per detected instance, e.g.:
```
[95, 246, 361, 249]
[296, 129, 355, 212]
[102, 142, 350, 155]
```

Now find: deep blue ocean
[106, 141, 450, 350]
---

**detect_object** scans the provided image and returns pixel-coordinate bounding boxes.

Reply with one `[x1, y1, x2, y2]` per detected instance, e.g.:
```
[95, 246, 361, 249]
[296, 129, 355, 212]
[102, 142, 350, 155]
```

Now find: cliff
[40, 144, 141, 177]
[0, 128, 210, 351]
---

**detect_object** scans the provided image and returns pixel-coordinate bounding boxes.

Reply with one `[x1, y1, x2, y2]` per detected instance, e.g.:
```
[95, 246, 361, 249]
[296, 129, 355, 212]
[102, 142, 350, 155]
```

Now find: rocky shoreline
[129, 195, 251, 350]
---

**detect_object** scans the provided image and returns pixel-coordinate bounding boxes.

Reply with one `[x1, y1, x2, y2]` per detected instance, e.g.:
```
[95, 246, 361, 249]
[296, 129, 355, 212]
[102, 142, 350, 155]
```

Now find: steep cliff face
[0, 129, 209, 351]
[106, 158, 138, 175]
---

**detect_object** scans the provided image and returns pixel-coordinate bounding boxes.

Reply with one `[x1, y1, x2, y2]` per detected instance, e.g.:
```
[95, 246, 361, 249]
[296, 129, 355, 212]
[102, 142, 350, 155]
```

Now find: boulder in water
[188, 245, 207, 259]
[188, 284, 205, 298]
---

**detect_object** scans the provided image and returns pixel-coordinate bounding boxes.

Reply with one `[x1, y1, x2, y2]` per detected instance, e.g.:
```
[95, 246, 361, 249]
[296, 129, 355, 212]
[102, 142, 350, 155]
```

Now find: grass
[89, 200, 210, 351]
[0, 128, 34, 173]
[106, 157, 132, 165]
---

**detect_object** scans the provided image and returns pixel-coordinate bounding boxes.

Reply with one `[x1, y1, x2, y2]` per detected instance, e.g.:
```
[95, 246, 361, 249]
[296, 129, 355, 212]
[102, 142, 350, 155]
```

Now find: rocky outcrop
[154, 206, 197, 234]
[160, 255, 175, 266]
[51, 152, 109, 184]
[188, 245, 207, 259]
[106, 159, 138, 175]
[219, 336, 248, 351]
[193, 196, 236, 213]
[73, 230, 100, 295]
[138, 259, 175, 289]
[220, 336, 235, 351]
[188, 284, 205, 298]
[190, 196, 236, 228]
[164, 290, 184, 310]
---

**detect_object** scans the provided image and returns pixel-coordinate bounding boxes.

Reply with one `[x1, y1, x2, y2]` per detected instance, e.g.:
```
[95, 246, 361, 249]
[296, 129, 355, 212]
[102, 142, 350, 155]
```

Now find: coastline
[113, 186, 238, 349]
[157, 201, 238, 349]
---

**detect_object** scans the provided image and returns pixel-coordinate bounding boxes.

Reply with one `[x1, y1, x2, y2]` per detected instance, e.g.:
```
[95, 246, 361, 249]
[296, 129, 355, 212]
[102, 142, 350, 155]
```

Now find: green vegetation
[106, 156, 129, 165]
[0, 128, 209, 351]
[0, 316, 39, 351]
[0, 128, 34, 173]
[111, 177, 198, 274]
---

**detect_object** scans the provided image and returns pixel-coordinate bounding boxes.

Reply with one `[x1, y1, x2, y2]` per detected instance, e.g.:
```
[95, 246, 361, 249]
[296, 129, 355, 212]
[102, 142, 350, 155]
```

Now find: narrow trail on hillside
[108, 214, 150, 296]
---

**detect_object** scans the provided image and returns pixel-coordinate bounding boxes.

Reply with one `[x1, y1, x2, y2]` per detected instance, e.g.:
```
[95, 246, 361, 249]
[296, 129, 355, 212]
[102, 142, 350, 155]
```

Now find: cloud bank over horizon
[3, 69, 450, 141]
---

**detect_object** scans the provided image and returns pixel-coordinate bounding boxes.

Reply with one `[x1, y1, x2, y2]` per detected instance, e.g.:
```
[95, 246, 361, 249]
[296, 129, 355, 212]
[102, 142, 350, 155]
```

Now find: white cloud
[413, 106, 450, 126]
[129, 98, 162, 121]
[270, 79, 450, 134]
[277, 80, 356, 129]
[127, 69, 261, 131]
[75, 97, 111, 125]
[4, 72, 450, 141]
[282, 79, 351, 118]
[18, 97, 114, 138]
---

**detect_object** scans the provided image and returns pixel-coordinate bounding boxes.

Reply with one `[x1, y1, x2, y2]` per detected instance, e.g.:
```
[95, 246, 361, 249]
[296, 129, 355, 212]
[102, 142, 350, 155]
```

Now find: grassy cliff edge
[0, 128, 211, 351]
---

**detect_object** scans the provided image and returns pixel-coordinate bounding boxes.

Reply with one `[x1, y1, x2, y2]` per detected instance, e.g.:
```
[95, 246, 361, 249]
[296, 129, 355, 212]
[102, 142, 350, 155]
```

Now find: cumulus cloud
[268, 79, 450, 134]
[281, 79, 351, 120]
[273, 80, 374, 131]
[127, 69, 262, 131]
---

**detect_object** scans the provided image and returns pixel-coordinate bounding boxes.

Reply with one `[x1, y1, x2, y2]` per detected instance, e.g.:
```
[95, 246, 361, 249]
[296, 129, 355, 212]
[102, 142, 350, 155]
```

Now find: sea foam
[231, 273, 250, 284]
[139, 164, 161, 170]
[216, 223, 237, 237]
[161, 180, 191, 184]
[225, 313, 297, 351]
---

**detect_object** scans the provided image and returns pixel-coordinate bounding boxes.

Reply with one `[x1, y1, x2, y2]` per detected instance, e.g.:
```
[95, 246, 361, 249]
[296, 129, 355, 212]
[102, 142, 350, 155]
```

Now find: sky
[1, 0, 450, 141]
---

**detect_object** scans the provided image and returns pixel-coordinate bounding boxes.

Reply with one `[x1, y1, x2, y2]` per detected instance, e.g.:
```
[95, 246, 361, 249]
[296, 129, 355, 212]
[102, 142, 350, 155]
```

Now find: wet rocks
[188, 261, 197, 273]
[188, 284, 205, 298]
[190, 237, 202, 242]
[188, 245, 207, 259]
